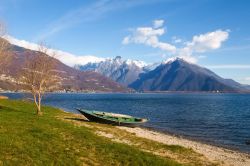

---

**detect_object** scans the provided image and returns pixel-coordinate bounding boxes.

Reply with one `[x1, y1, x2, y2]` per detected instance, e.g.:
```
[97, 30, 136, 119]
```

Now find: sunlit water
[2, 93, 250, 153]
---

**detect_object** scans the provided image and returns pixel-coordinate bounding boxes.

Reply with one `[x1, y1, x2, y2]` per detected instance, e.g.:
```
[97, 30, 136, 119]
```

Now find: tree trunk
[33, 93, 42, 115]
[37, 103, 42, 115]
[37, 93, 43, 115]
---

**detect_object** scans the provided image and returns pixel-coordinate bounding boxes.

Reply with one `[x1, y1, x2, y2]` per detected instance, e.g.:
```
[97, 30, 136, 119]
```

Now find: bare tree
[21, 43, 59, 115]
[0, 21, 11, 72]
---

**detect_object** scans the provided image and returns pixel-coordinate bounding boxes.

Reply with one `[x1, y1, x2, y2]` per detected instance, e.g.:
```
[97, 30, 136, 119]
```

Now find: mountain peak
[163, 57, 188, 64]
[125, 59, 147, 68]
[130, 57, 248, 92]
[114, 56, 122, 60]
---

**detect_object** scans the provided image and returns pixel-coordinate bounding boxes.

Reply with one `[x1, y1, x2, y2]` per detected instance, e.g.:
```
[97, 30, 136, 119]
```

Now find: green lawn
[0, 99, 182, 166]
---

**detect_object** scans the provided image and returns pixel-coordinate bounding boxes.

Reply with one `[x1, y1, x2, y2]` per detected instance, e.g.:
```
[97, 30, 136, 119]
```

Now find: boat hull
[76, 109, 147, 126]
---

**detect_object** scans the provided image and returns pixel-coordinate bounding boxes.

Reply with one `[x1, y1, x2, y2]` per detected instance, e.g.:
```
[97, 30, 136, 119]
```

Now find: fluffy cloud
[122, 20, 176, 53]
[123, 20, 229, 63]
[179, 30, 229, 56]
[3, 35, 105, 67]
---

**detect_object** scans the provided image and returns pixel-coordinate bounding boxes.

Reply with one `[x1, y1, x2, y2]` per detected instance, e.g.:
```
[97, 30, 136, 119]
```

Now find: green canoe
[76, 109, 148, 126]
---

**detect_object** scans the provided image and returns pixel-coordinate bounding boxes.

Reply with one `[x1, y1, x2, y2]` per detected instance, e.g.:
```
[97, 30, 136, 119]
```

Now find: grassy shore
[0, 99, 217, 165]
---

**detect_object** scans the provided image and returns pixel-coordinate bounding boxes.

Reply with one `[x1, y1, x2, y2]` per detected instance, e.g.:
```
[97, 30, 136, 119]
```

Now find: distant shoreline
[1, 91, 250, 94]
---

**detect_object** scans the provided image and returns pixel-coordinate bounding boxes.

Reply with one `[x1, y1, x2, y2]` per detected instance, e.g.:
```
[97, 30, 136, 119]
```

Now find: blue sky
[1, 0, 250, 84]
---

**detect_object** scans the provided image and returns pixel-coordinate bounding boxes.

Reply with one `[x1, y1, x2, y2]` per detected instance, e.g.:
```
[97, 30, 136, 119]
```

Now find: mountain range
[130, 58, 249, 92]
[75, 57, 250, 92]
[0, 44, 130, 92]
[75, 56, 147, 86]
[1, 38, 250, 93]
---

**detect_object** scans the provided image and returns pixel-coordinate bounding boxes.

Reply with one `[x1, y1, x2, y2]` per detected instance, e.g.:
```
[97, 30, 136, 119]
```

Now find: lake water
[2, 93, 250, 153]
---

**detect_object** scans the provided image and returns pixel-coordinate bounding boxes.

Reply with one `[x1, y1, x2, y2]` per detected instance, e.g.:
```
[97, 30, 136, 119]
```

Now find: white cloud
[153, 19, 164, 28]
[123, 19, 229, 64]
[122, 20, 176, 53]
[180, 30, 229, 56]
[4, 35, 105, 67]
[176, 30, 229, 63]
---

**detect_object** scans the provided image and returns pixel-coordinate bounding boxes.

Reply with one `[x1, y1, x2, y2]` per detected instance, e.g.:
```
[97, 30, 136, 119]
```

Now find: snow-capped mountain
[75, 56, 147, 86]
[4, 35, 249, 92]
[130, 58, 249, 92]
[4, 35, 149, 86]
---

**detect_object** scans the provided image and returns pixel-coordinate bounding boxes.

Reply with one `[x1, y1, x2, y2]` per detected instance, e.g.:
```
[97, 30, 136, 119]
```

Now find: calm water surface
[2, 93, 250, 153]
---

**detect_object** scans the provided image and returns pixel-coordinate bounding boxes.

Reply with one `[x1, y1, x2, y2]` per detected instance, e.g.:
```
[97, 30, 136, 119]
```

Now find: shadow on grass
[64, 117, 139, 129]
[64, 117, 90, 122]
[64, 117, 120, 127]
